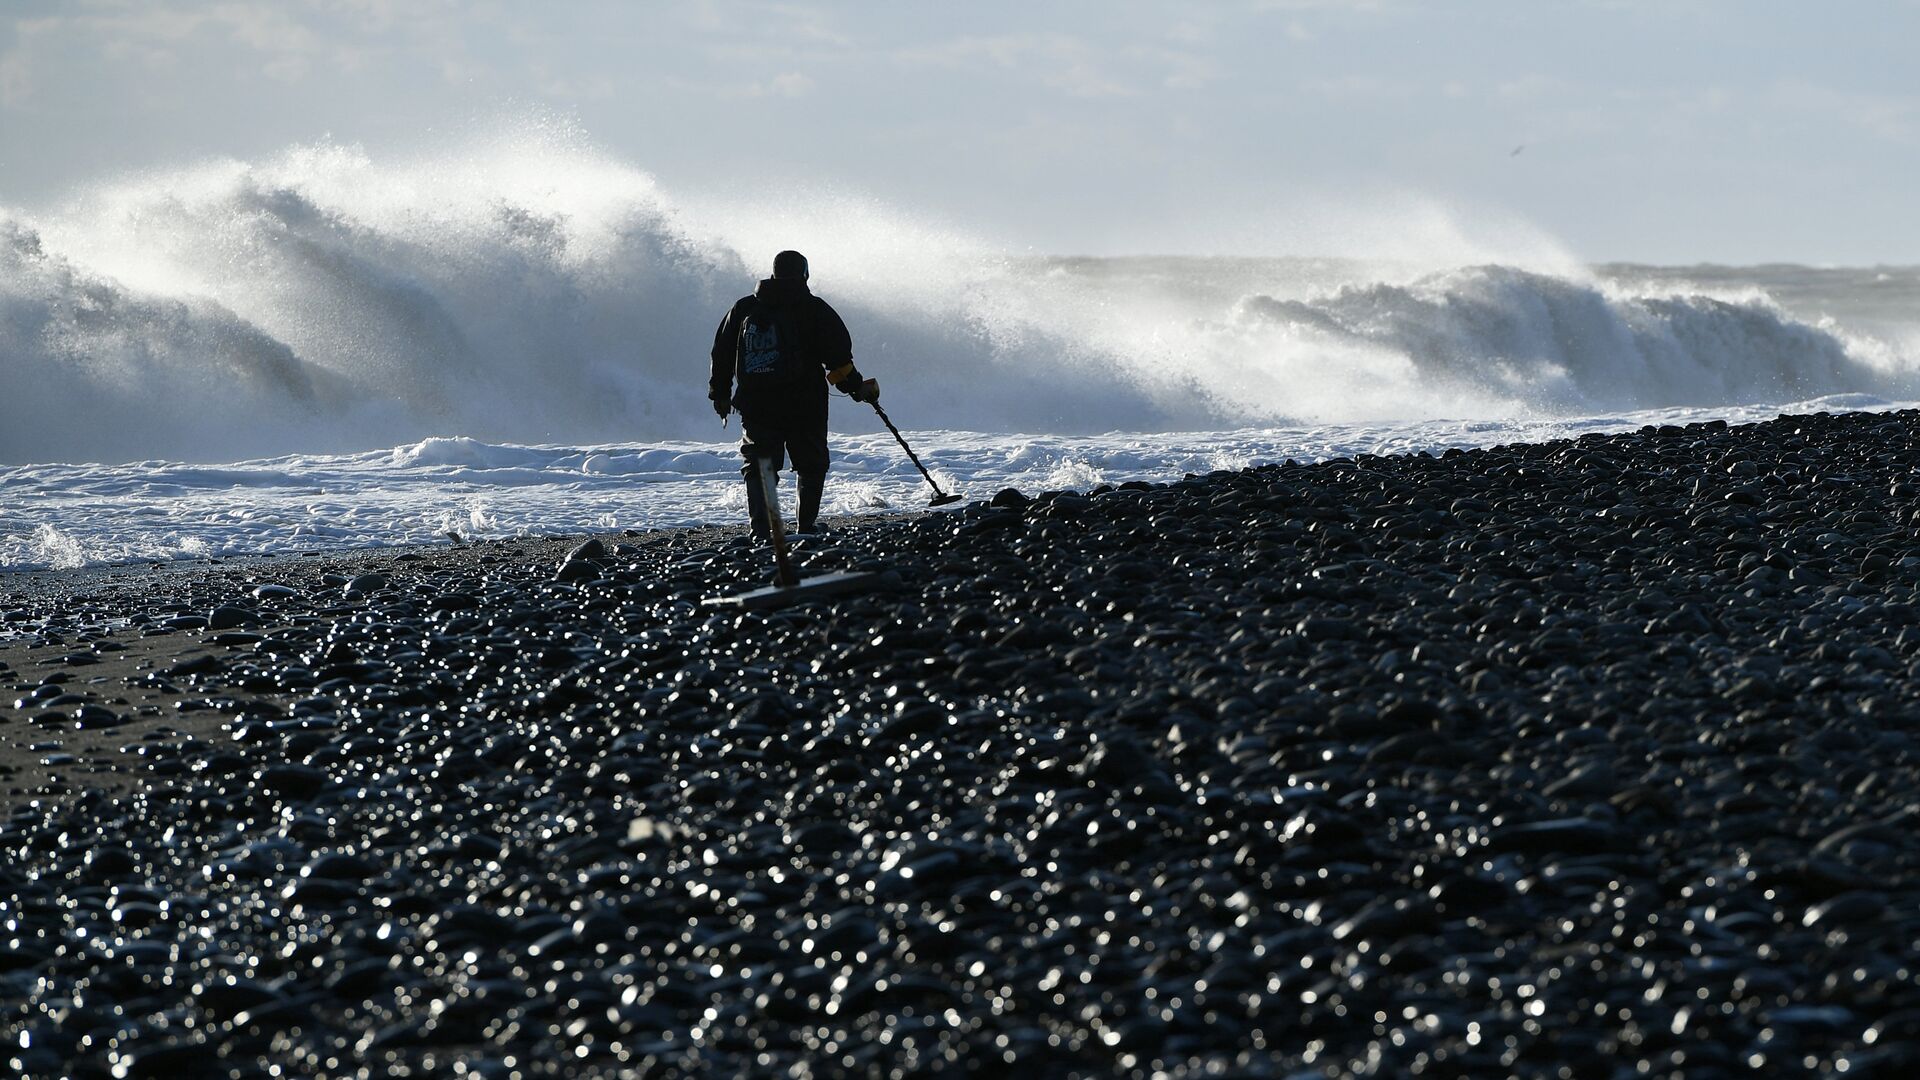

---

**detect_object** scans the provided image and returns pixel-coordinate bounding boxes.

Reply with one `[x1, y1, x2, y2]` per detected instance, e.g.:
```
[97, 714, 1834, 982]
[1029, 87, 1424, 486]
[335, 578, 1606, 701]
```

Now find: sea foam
[1, 396, 1904, 571]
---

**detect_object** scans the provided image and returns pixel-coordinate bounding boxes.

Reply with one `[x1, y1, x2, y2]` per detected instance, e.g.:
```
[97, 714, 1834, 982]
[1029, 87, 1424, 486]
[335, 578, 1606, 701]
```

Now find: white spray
[2, 127, 1913, 466]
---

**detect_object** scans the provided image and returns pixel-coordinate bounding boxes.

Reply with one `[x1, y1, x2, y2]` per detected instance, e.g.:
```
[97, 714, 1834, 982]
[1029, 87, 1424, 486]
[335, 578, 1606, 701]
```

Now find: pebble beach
[5, 408, 1920, 1077]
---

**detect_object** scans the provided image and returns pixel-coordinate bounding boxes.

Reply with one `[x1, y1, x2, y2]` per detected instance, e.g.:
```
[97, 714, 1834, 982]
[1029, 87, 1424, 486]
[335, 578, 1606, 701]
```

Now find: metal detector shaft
[870, 402, 957, 502]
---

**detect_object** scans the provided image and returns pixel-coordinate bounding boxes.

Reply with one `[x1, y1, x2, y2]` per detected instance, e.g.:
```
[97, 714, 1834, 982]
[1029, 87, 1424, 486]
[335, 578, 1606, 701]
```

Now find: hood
[754, 277, 810, 305]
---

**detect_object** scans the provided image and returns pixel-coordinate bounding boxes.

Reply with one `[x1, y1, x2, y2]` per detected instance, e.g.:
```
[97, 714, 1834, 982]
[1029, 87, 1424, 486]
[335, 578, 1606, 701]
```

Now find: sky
[2, 0, 1918, 265]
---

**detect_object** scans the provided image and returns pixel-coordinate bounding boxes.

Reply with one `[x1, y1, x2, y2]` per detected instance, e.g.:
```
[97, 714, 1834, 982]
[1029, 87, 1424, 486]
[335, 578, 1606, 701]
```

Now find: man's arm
[710, 304, 741, 410]
[813, 299, 872, 400]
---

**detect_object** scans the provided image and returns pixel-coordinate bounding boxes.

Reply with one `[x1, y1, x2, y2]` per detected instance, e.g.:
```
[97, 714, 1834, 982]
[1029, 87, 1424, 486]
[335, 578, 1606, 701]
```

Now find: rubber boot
[796, 473, 825, 535]
[742, 463, 771, 540]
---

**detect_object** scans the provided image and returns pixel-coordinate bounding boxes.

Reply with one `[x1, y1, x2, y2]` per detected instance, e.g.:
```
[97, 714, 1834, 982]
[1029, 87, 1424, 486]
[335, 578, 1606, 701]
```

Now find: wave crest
[1233, 265, 1894, 415]
[1, 136, 1911, 464]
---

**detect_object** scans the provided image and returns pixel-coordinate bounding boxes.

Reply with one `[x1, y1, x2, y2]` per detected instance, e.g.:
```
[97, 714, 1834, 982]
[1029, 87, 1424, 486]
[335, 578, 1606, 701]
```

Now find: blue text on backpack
[738, 301, 802, 382]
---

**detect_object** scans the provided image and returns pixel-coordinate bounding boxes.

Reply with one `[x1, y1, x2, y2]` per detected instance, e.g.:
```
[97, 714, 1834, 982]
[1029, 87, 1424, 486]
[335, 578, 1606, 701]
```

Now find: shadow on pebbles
[4, 410, 1920, 1077]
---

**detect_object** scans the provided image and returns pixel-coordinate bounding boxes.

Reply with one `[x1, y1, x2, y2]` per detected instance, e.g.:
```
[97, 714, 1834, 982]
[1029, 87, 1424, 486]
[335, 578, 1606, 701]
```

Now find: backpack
[736, 299, 806, 385]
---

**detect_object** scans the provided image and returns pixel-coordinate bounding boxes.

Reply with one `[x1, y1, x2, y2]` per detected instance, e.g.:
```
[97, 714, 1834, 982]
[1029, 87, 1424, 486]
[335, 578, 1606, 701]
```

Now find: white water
[4, 130, 1918, 570]
[2, 395, 1902, 572]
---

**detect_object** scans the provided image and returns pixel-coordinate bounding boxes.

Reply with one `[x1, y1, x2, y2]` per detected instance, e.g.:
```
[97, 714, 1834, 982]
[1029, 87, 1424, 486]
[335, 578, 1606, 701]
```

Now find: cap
[772, 250, 809, 280]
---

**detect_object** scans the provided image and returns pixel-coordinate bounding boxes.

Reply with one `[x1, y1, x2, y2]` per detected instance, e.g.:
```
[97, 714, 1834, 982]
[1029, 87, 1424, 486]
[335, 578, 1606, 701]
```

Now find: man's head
[772, 250, 809, 281]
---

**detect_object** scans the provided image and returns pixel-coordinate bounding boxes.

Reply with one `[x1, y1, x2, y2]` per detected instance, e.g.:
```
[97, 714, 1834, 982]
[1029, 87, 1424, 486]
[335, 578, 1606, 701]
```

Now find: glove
[710, 393, 730, 418]
[849, 378, 879, 405]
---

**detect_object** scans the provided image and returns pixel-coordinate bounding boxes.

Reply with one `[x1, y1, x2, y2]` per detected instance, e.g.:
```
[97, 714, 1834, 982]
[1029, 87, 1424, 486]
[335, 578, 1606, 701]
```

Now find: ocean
[4, 139, 1917, 571]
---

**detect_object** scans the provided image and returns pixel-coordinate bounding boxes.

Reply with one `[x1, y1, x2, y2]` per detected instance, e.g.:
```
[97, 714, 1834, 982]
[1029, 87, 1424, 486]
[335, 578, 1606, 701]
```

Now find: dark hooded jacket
[709, 278, 855, 418]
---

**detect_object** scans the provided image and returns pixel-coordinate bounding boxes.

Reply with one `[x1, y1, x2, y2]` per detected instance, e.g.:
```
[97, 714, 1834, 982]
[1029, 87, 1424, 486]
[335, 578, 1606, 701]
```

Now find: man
[709, 250, 878, 538]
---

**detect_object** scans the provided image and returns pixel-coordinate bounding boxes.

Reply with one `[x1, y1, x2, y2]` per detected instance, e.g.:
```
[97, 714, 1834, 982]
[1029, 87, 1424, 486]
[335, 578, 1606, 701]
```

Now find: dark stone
[1488, 818, 1626, 855]
[208, 605, 254, 631]
[165, 654, 224, 678]
[256, 763, 330, 800]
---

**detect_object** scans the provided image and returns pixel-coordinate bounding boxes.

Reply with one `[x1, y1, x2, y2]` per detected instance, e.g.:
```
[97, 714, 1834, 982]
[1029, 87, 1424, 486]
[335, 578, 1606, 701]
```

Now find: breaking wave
[1, 130, 1912, 465]
[1229, 265, 1902, 419]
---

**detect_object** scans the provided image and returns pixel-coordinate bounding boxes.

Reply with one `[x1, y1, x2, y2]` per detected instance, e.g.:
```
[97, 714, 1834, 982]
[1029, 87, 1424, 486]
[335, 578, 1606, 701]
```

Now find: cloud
[1299, 74, 1416, 102]
[768, 72, 814, 98]
[896, 32, 1218, 100]
[1250, 0, 1398, 10]
[0, 44, 31, 107]
[1155, 46, 1221, 91]
[1773, 80, 1918, 144]
[757, 3, 854, 49]
[535, 70, 617, 100]
[0, 14, 74, 108]
[317, 0, 407, 34]
[2, 2, 370, 91]
[1166, 17, 1217, 45]
[651, 69, 816, 103]
[1495, 74, 1568, 101]
[208, 3, 333, 80]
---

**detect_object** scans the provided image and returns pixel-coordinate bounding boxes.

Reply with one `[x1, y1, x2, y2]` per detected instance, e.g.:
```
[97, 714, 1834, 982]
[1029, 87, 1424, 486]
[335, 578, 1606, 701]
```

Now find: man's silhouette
[709, 250, 877, 537]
